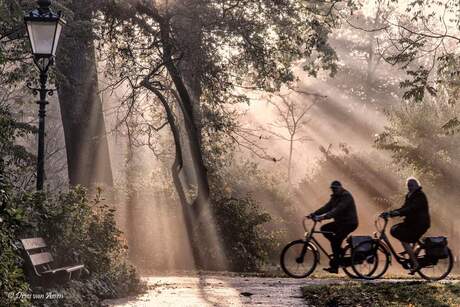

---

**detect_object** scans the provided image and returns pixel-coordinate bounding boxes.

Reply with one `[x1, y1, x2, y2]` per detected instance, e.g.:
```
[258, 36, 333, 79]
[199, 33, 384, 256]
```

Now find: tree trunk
[56, 0, 113, 188]
[172, 9, 204, 139]
[366, 11, 381, 86]
[143, 82, 203, 268]
[159, 19, 210, 215]
[125, 126, 138, 262]
[288, 135, 294, 185]
[134, 4, 225, 269]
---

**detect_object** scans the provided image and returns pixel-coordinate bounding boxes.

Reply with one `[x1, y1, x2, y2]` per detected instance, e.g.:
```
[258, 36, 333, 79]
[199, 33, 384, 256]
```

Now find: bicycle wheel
[351, 240, 391, 280]
[342, 244, 359, 279]
[415, 246, 454, 281]
[280, 240, 318, 278]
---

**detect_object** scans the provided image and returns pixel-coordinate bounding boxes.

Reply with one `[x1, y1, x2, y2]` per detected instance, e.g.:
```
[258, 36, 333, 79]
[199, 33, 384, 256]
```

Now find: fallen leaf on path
[240, 292, 253, 297]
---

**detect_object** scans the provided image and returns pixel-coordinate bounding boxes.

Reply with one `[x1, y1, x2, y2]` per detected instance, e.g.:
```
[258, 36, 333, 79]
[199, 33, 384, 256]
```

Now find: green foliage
[24, 189, 121, 270]
[0, 209, 31, 307]
[0, 103, 34, 306]
[0, 106, 36, 187]
[372, 0, 460, 102]
[2, 187, 144, 306]
[212, 197, 277, 272]
[98, 0, 355, 139]
[375, 101, 460, 189]
[442, 117, 460, 135]
[0, 0, 34, 88]
[0, 88, 142, 306]
[31, 265, 140, 306]
[400, 67, 435, 102]
[10, 187, 144, 306]
[207, 153, 294, 270]
[302, 282, 460, 306]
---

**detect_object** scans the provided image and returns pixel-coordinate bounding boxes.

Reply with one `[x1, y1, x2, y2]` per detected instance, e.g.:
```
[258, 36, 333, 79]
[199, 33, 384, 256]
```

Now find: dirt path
[103, 274, 459, 307]
[102, 275, 349, 307]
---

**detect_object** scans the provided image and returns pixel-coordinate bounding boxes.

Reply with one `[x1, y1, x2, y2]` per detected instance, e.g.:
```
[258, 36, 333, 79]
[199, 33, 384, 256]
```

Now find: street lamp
[24, 0, 65, 190]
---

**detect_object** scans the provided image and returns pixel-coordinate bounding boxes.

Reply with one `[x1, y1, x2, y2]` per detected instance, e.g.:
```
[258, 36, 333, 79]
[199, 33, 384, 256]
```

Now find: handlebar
[303, 215, 323, 233]
[303, 216, 335, 236]
[375, 213, 389, 234]
[303, 216, 317, 232]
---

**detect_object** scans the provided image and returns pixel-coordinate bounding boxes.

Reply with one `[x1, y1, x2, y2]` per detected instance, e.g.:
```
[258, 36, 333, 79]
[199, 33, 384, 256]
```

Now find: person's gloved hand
[315, 214, 327, 222]
[307, 213, 326, 222]
[380, 211, 400, 219]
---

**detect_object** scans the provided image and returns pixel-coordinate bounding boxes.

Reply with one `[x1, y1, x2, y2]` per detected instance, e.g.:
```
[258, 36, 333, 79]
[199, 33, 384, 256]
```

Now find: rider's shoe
[408, 264, 420, 275]
[401, 260, 411, 270]
[323, 267, 339, 274]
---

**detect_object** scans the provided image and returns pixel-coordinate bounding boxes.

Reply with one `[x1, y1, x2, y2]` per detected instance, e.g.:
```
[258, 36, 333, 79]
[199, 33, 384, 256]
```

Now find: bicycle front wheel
[280, 240, 318, 278]
[415, 246, 454, 281]
[342, 244, 359, 279]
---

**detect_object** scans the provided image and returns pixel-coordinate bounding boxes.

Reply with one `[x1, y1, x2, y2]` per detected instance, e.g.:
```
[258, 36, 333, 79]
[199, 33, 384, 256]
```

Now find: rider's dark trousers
[320, 222, 358, 267]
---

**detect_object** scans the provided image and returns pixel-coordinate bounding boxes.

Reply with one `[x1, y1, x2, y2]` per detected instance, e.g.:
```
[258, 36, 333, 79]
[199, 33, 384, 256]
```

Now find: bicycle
[280, 216, 372, 278]
[351, 213, 454, 281]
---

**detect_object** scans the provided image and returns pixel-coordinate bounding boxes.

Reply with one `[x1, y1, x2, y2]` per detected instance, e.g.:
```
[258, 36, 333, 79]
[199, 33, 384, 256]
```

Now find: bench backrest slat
[30, 252, 53, 266]
[21, 238, 47, 250]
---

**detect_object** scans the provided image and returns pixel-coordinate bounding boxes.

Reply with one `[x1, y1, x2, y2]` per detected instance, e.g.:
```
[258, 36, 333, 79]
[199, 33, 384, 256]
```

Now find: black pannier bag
[348, 236, 374, 254]
[424, 237, 449, 259]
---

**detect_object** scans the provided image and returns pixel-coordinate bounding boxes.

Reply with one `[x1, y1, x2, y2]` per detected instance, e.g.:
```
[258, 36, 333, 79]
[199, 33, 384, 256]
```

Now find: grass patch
[302, 281, 460, 306]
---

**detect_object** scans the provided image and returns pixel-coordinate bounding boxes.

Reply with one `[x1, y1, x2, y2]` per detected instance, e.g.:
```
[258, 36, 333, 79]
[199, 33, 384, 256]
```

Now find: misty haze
[1, 0, 459, 306]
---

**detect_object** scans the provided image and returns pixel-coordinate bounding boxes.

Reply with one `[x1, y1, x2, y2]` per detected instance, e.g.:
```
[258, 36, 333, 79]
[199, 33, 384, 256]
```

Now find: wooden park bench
[20, 237, 85, 286]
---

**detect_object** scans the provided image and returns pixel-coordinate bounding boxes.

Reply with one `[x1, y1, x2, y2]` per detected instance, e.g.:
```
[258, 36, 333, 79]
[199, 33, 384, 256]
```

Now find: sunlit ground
[102, 274, 341, 307]
[102, 273, 460, 307]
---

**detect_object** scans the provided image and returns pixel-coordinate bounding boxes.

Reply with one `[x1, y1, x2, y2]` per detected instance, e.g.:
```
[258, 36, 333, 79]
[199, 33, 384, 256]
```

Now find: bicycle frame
[279, 216, 366, 279]
[373, 216, 416, 266]
[302, 217, 335, 261]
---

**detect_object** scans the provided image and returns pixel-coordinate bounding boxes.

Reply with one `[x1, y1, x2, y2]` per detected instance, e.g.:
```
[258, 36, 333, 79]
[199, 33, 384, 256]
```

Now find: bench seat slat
[42, 265, 84, 275]
[21, 238, 47, 250]
[66, 265, 84, 272]
[30, 252, 53, 266]
[42, 264, 85, 274]
[42, 267, 69, 275]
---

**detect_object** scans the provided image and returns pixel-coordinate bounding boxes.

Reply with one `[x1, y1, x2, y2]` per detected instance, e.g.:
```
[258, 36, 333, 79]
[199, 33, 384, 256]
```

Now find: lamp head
[24, 0, 66, 59]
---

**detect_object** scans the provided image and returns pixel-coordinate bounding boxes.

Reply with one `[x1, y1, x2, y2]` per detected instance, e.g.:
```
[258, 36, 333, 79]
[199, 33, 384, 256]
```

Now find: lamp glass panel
[51, 21, 63, 56]
[26, 21, 57, 56]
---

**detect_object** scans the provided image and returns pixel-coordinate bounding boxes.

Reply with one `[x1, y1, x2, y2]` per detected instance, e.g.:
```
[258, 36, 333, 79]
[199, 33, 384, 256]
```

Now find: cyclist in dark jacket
[309, 180, 358, 273]
[385, 178, 430, 274]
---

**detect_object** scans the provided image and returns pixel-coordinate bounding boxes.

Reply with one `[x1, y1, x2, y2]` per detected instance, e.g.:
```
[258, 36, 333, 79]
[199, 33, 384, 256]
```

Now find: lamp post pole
[24, 0, 65, 191]
[36, 61, 52, 190]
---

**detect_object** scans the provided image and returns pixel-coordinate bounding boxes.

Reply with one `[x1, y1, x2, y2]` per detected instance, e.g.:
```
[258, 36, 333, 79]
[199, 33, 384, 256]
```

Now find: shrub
[212, 196, 279, 272]
[0, 105, 33, 306]
[0, 207, 31, 306]
[5, 187, 145, 306]
[1, 101, 143, 305]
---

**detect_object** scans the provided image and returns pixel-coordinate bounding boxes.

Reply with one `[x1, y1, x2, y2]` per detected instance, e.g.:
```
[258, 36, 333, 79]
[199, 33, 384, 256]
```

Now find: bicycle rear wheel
[351, 240, 391, 280]
[280, 240, 318, 278]
[415, 246, 454, 281]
